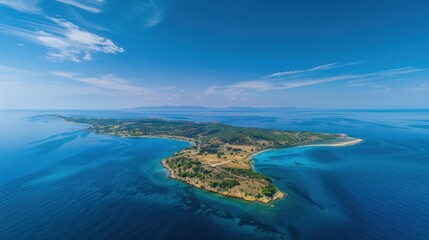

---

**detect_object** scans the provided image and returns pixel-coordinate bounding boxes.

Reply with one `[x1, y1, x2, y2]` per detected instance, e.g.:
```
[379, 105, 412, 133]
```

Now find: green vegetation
[56, 115, 335, 148]
[219, 179, 240, 189]
[262, 184, 277, 197]
[226, 168, 267, 180]
[55, 115, 340, 203]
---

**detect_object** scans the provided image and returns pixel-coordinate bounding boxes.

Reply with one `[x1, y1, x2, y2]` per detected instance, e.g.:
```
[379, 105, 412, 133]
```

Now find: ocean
[0, 108, 428, 240]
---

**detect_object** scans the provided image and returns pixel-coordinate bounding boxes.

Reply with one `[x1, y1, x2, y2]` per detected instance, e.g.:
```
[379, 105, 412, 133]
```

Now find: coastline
[54, 115, 362, 204]
[162, 136, 362, 204]
[303, 138, 363, 147]
[127, 135, 195, 146]
[248, 137, 363, 165]
[161, 158, 285, 203]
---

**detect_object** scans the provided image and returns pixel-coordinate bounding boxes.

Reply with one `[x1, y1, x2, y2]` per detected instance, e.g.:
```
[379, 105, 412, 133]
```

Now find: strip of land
[55, 115, 361, 203]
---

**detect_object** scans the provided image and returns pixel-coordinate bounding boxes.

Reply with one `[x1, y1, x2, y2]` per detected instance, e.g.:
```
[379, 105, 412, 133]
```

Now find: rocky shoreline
[162, 158, 285, 203]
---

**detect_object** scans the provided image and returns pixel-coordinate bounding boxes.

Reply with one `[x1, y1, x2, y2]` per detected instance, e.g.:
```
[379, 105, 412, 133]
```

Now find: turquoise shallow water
[0, 109, 428, 239]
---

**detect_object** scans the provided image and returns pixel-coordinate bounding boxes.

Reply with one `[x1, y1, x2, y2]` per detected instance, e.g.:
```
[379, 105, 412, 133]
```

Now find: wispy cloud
[51, 72, 148, 93]
[0, 66, 145, 109]
[0, 65, 178, 108]
[347, 67, 426, 87]
[0, 16, 124, 62]
[0, 0, 41, 13]
[261, 63, 338, 79]
[206, 64, 428, 96]
[55, 0, 104, 13]
[145, 9, 163, 28]
[145, 0, 163, 28]
[0, 0, 104, 14]
[126, 0, 165, 29]
[0, 65, 41, 82]
[261, 62, 364, 79]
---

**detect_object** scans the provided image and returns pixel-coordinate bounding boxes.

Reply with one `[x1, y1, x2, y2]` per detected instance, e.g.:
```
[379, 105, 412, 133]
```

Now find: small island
[56, 116, 361, 203]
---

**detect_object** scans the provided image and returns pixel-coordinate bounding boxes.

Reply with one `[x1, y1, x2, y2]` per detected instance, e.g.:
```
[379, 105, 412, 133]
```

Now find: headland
[55, 115, 361, 203]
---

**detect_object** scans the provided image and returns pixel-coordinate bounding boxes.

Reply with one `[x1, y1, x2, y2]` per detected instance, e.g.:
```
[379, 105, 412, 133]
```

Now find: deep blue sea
[0, 108, 428, 240]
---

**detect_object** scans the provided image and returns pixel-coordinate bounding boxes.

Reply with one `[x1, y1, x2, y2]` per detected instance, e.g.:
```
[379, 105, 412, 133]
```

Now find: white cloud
[204, 86, 218, 95]
[51, 72, 147, 93]
[0, 16, 124, 62]
[56, 0, 103, 13]
[0, 0, 40, 13]
[0, 65, 185, 109]
[130, 0, 165, 29]
[83, 52, 92, 61]
[377, 67, 423, 77]
[145, 0, 164, 28]
[262, 70, 304, 79]
[261, 62, 365, 79]
[262, 63, 337, 79]
[49, 17, 123, 52]
[38, 35, 70, 49]
[145, 10, 163, 28]
[310, 63, 336, 71]
[206, 65, 428, 97]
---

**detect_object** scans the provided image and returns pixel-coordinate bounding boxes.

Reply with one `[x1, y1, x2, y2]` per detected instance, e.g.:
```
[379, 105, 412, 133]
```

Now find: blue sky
[0, 0, 428, 109]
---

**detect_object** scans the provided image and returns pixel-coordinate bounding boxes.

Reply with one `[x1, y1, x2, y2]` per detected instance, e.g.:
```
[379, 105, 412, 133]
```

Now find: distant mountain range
[130, 106, 303, 111]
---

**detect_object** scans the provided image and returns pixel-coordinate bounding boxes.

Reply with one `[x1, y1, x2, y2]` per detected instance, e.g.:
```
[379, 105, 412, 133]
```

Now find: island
[56, 116, 361, 203]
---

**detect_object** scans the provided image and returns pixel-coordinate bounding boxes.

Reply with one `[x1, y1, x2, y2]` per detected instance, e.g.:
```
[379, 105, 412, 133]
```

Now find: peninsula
[56, 116, 361, 203]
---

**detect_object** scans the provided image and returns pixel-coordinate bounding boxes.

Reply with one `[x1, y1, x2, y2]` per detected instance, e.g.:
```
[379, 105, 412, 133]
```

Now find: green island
[56, 116, 362, 203]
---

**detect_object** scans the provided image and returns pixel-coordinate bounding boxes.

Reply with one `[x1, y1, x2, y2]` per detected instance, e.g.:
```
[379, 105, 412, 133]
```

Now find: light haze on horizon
[0, 0, 428, 109]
